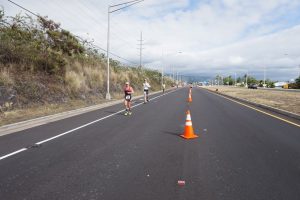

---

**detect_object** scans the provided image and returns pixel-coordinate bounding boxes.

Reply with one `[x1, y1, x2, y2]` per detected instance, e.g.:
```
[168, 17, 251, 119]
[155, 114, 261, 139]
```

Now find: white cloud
[2, 0, 300, 80]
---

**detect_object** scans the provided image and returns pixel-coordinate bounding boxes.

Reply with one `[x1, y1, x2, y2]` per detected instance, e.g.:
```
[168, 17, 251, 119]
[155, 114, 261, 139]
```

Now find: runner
[123, 81, 134, 116]
[143, 79, 151, 103]
[162, 83, 166, 93]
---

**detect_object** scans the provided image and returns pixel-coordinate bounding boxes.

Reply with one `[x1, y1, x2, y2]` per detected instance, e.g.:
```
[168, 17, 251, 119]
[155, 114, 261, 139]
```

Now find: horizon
[2, 0, 300, 81]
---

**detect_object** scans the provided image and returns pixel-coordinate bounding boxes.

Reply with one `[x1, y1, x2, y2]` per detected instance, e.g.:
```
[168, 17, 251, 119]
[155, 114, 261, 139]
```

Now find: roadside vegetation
[0, 9, 171, 124]
[204, 86, 300, 115]
[215, 75, 275, 88]
[215, 74, 300, 89]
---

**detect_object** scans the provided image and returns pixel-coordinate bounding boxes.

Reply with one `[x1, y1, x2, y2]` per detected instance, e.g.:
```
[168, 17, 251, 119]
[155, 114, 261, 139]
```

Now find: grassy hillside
[0, 9, 172, 124]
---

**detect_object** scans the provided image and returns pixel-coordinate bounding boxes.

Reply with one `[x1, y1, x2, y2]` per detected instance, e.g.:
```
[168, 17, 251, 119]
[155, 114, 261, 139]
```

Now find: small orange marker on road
[178, 180, 185, 186]
[187, 90, 192, 103]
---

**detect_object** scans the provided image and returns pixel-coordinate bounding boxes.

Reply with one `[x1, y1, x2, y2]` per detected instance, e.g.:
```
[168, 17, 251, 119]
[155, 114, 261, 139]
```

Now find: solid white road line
[0, 148, 27, 161]
[0, 89, 179, 161]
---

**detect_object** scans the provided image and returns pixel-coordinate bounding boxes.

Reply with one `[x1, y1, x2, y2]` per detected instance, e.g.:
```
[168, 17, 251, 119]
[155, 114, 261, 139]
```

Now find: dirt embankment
[204, 86, 300, 115]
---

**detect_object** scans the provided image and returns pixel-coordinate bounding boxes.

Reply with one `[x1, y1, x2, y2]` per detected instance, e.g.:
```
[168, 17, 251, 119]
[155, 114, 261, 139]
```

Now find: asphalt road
[0, 88, 300, 200]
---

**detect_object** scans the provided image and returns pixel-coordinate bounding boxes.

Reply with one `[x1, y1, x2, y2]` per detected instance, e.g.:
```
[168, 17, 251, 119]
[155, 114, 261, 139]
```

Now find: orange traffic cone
[187, 91, 192, 102]
[180, 110, 198, 139]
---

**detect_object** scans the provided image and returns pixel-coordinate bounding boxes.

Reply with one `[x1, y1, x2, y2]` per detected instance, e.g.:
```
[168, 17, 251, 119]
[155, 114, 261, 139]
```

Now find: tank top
[124, 86, 132, 95]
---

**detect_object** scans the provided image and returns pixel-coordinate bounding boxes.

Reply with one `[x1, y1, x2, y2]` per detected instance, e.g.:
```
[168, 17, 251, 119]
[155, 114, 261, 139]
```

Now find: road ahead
[0, 88, 300, 200]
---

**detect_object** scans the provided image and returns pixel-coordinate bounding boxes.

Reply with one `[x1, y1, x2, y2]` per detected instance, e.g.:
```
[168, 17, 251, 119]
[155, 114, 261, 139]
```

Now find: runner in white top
[143, 79, 151, 103]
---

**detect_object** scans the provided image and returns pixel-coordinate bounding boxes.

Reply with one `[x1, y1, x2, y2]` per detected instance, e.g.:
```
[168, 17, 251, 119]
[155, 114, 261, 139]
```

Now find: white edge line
[0, 148, 27, 161]
[0, 89, 178, 161]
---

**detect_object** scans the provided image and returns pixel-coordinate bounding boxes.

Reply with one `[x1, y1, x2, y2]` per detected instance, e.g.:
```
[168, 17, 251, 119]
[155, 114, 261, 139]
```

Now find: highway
[0, 88, 300, 200]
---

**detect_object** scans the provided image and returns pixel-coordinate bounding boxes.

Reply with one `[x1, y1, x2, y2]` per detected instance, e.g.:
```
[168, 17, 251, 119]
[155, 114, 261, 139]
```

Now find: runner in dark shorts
[123, 82, 134, 115]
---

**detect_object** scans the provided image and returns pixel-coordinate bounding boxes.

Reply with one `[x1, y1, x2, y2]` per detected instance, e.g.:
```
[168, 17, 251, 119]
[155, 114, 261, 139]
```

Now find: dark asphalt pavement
[0, 88, 300, 200]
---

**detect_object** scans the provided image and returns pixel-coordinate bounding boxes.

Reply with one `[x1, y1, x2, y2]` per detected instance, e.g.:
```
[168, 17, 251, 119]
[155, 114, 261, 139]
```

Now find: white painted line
[0, 89, 178, 161]
[204, 88, 300, 128]
[0, 148, 27, 161]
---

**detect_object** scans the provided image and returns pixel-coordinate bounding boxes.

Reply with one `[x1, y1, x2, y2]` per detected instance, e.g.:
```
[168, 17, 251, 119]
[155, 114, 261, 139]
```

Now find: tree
[243, 74, 257, 84]
[293, 76, 300, 89]
[223, 75, 234, 85]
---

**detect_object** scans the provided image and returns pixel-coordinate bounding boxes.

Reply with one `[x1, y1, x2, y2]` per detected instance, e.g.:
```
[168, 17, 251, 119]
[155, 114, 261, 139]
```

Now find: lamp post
[106, 0, 144, 100]
[234, 72, 237, 86]
[161, 51, 182, 87]
[245, 70, 248, 87]
[263, 66, 266, 87]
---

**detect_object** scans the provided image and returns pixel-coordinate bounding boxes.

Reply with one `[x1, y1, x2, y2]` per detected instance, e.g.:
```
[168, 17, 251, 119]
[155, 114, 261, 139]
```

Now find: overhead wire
[6, 0, 138, 66]
[67, 0, 140, 56]
[87, 0, 141, 42]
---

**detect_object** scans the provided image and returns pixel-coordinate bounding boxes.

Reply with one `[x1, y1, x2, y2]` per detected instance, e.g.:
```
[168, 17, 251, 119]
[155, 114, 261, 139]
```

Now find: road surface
[0, 88, 299, 200]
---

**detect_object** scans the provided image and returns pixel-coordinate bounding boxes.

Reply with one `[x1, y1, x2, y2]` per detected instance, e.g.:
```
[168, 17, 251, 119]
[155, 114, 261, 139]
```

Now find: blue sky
[1, 0, 300, 80]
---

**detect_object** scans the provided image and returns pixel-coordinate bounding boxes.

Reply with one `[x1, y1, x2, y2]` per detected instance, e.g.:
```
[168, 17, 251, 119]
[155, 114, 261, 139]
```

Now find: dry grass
[65, 71, 85, 92]
[0, 61, 165, 127]
[0, 98, 107, 127]
[0, 68, 14, 86]
[0, 88, 150, 127]
[65, 61, 106, 95]
[204, 86, 300, 115]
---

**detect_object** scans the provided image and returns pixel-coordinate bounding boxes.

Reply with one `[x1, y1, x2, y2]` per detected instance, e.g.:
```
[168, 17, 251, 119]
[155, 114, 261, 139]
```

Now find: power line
[92, 44, 138, 65]
[86, 0, 142, 45]
[137, 31, 145, 67]
[68, 0, 138, 49]
[86, 0, 157, 59]
[110, 0, 144, 13]
[7, 0, 138, 66]
[7, 0, 39, 18]
[45, 0, 136, 48]
[53, 0, 139, 64]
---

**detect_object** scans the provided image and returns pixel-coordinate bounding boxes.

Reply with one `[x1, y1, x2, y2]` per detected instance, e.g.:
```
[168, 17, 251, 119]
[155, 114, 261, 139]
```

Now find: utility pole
[138, 31, 144, 68]
[106, 0, 144, 100]
[161, 50, 164, 87]
[245, 70, 248, 87]
[235, 72, 237, 86]
[263, 66, 266, 87]
[106, 6, 111, 100]
[172, 68, 175, 83]
[161, 67, 164, 88]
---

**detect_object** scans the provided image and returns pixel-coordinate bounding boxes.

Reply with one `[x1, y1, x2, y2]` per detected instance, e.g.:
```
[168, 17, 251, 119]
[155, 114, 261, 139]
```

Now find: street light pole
[106, 0, 144, 100]
[106, 6, 111, 100]
[263, 66, 266, 87]
[161, 51, 182, 86]
[176, 71, 178, 86]
[245, 70, 248, 87]
[161, 67, 164, 88]
[234, 72, 237, 86]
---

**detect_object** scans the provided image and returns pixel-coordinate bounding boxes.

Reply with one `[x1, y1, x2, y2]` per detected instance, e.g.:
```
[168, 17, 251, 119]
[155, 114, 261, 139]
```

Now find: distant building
[274, 82, 288, 88]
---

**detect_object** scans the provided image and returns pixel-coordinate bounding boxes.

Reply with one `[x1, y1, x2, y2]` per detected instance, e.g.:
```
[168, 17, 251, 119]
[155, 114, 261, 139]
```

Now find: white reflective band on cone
[186, 115, 191, 120]
[185, 121, 192, 126]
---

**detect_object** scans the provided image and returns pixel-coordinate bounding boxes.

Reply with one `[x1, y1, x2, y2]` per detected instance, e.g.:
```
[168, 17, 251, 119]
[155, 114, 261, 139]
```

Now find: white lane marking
[0, 89, 178, 161]
[202, 88, 300, 128]
[0, 148, 27, 161]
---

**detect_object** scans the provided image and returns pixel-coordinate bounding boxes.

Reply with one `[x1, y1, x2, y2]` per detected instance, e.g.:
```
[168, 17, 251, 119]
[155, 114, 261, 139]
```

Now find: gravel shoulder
[203, 86, 300, 115]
